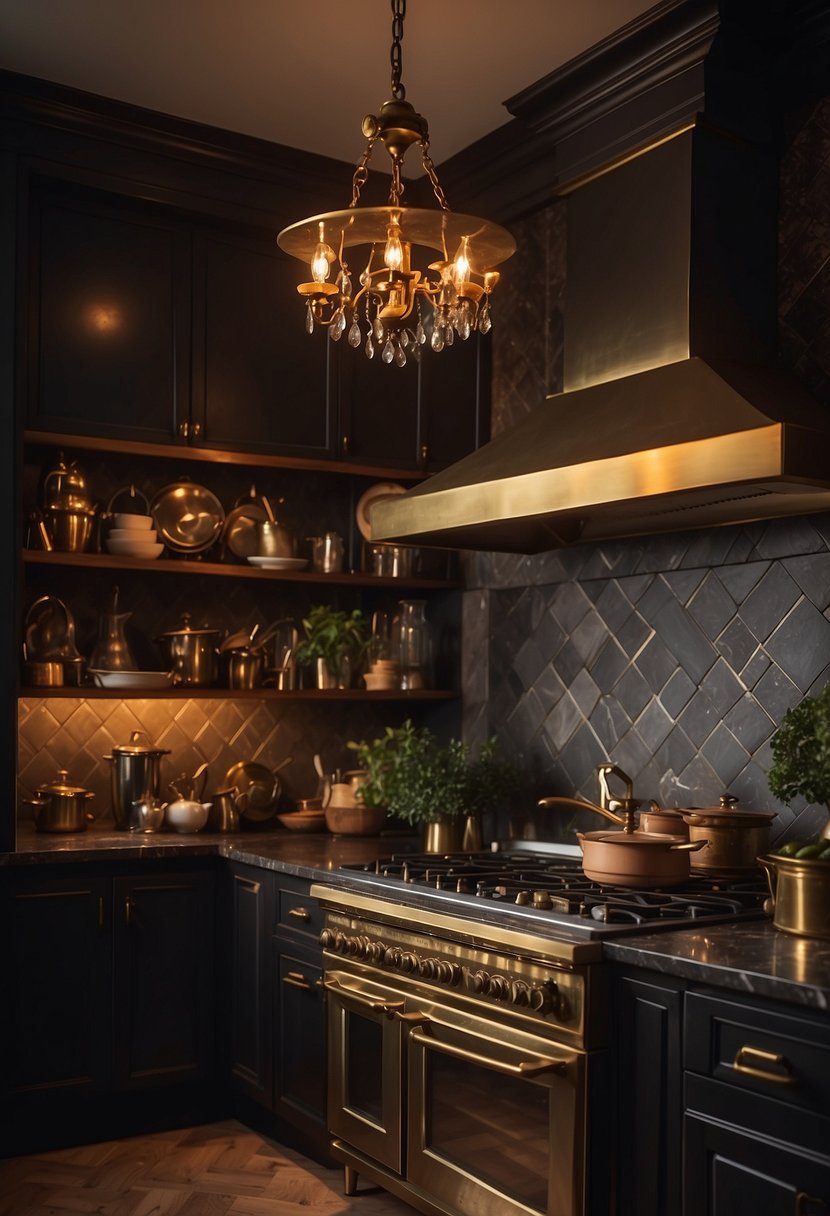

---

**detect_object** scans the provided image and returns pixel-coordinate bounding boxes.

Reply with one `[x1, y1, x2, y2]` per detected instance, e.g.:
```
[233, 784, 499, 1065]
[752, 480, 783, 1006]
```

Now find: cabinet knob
[341, 435, 350, 456]
[190, 422, 202, 439]
[177, 420, 190, 438]
[419, 443, 429, 467]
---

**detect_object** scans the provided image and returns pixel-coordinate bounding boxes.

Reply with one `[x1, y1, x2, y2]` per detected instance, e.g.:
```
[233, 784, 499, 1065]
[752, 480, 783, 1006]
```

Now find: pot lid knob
[719, 793, 739, 808]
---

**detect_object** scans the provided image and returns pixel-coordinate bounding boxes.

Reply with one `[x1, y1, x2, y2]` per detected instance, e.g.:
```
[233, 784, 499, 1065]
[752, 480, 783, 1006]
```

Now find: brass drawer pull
[796, 1191, 829, 1214]
[282, 971, 314, 991]
[287, 906, 311, 922]
[410, 1028, 573, 1079]
[732, 1045, 795, 1085]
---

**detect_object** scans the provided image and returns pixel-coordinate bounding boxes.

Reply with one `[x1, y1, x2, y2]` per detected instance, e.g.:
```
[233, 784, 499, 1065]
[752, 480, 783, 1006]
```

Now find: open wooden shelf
[18, 686, 457, 701]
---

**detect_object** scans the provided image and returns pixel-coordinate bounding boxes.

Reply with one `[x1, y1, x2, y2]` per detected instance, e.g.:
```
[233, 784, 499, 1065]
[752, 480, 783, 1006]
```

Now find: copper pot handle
[668, 839, 708, 852]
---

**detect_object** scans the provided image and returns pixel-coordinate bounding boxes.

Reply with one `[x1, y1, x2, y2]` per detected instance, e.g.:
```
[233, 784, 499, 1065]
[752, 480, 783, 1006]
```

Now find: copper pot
[759, 854, 830, 940]
[679, 795, 775, 876]
[577, 829, 706, 887]
[637, 804, 689, 837]
[24, 769, 95, 833]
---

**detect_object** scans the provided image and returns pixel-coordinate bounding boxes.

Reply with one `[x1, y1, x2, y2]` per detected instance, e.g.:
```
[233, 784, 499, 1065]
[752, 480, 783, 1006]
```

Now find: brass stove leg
[344, 1165, 359, 1196]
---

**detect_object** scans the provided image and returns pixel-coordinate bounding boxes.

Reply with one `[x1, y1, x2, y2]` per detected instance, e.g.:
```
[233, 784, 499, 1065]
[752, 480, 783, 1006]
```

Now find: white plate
[89, 669, 173, 689]
[355, 482, 407, 541]
[247, 556, 309, 571]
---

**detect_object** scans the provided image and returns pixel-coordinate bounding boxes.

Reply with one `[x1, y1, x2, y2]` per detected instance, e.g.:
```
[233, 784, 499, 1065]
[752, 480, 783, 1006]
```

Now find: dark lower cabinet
[227, 866, 331, 1164]
[227, 862, 274, 1107]
[683, 990, 830, 1216]
[613, 968, 684, 1216]
[0, 862, 218, 1156]
[112, 871, 215, 1090]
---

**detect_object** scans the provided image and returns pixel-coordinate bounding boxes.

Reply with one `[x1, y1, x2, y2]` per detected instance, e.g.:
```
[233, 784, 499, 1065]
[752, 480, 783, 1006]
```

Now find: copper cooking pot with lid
[24, 768, 95, 833]
[539, 763, 706, 887]
[678, 795, 776, 876]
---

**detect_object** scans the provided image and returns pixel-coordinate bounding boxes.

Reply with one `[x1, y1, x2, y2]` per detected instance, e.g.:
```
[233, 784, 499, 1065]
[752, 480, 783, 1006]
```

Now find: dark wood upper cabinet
[192, 229, 335, 459]
[336, 340, 421, 468]
[27, 183, 191, 444]
[419, 332, 490, 470]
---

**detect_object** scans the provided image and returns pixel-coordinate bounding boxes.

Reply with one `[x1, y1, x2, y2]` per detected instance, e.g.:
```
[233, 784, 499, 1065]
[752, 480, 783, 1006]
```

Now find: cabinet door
[418, 333, 490, 470]
[228, 863, 273, 1107]
[0, 873, 111, 1101]
[614, 969, 684, 1216]
[193, 228, 335, 458]
[112, 870, 214, 1090]
[337, 342, 421, 468]
[28, 183, 191, 443]
[273, 944, 328, 1152]
[684, 1113, 830, 1215]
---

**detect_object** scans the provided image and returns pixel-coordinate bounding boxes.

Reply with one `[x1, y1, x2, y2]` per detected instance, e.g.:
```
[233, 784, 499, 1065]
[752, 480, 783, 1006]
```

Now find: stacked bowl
[105, 512, 164, 559]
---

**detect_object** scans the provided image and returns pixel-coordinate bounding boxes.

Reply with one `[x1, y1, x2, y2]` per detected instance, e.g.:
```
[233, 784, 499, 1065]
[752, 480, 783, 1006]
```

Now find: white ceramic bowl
[165, 800, 211, 833]
[112, 513, 154, 530]
[106, 538, 164, 559]
[107, 527, 158, 542]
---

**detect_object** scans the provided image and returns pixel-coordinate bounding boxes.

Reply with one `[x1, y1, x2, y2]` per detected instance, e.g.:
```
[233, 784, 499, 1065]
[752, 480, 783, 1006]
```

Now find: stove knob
[435, 960, 459, 984]
[529, 986, 547, 1011]
[401, 952, 418, 973]
[511, 980, 530, 1007]
[489, 974, 509, 1000]
[530, 981, 559, 1014]
[367, 941, 385, 963]
[418, 958, 436, 979]
[333, 931, 348, 953]
[384, 946, 402, 967]
[347, 936, 361, 956]
[470, 969, 490, 994]
[319, 929, 335, 949]
[446, 962, 462, 986]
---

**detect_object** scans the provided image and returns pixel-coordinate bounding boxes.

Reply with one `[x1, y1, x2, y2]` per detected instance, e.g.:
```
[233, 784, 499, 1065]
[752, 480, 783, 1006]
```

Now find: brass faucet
[538, 763, 641, 833]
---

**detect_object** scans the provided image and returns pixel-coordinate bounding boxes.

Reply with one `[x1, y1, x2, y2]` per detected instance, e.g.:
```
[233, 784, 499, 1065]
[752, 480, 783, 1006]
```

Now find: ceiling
[0, 0, 657, 167]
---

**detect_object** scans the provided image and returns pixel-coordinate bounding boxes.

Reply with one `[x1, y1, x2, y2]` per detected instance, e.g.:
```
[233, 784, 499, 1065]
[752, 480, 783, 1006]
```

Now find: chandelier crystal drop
[277, 0, 516, 366]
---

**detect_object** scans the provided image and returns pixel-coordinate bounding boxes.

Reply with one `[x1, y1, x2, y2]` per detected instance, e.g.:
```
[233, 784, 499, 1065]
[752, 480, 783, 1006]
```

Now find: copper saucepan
[678, 795, 776, 876]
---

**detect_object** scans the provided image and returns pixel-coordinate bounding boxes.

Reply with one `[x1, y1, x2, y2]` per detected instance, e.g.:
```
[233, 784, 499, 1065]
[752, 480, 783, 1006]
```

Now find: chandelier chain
[390, 0, 406, 100]
[420, 140, 450, 211]
[350, 136, 377, 208]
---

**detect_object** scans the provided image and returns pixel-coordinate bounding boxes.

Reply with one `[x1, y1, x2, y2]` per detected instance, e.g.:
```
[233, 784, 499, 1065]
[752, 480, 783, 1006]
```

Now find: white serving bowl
[89, 669, 173, 689]
[112, 513, 154, 530]
[107, 527, 158, 542]
[106, 538, 164, 559]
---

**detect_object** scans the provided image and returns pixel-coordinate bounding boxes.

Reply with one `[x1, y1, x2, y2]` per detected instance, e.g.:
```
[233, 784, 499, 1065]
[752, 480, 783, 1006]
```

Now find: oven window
[426, 1051, 550, 1212]
[346, 1015, 384, 1125]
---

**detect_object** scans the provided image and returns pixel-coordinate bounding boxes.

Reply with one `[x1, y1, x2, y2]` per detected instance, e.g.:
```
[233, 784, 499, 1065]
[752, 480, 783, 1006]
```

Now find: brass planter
[759, 854, 830, 940]
[422, 819, 464, 853]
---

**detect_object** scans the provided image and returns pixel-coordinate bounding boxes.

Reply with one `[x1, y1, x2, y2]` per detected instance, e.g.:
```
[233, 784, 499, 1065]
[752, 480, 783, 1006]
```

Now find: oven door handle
[323, 976, 405, 1017]
[410, 1027, 574, 1078]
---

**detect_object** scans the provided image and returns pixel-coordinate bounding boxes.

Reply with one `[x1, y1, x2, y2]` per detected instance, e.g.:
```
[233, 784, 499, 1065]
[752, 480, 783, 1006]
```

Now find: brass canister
[759, 854, 830, 940]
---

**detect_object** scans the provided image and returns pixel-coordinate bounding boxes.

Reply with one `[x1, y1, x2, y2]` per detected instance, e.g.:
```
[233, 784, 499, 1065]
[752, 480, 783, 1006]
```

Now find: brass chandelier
[277, 0, 516, 367]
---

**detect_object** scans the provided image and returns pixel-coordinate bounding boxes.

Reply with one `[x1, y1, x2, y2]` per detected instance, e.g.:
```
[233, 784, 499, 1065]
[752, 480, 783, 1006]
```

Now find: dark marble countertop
[604, 922, 830, 1011]
[3, 824, 419, 881]
[5, 827, 829, 1010]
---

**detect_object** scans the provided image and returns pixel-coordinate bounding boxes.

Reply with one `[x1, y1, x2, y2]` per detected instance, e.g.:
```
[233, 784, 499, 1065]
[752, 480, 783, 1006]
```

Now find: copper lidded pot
[24, 768, 95, 833]
[678, 795, 775, 876]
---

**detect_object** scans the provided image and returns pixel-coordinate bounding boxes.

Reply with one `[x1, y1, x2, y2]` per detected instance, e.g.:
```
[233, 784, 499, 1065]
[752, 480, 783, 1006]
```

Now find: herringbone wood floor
[0, 1120, 416, 1215]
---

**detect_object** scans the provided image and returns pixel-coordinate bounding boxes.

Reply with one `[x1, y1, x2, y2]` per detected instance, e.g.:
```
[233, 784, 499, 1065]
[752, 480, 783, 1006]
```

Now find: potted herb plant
[296, 605, 368, 689]
[348, 721, 524, 851]
[768, 682, 830, 829]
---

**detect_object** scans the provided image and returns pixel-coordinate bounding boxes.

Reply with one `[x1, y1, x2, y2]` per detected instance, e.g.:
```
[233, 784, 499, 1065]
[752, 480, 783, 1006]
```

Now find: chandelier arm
[350, 136, 377, 208]
[419, 140, 451, 211]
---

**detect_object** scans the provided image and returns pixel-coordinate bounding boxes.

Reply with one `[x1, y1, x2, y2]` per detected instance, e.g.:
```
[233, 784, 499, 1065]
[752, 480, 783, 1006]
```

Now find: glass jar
[397, 599, 430, 689]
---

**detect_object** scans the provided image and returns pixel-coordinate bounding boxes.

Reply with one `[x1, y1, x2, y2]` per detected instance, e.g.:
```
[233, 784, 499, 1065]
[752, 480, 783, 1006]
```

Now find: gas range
[335, 848, 768, 941]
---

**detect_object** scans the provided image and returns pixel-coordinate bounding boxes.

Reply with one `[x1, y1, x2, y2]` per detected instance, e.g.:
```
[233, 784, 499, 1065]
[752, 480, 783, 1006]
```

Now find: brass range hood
[372, 122, 830, 553]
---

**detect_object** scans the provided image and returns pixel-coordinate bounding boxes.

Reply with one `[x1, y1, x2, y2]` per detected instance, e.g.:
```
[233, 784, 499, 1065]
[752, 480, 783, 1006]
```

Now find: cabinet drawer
[276, 877, 323, 943]
[685, 990, 830, 1116]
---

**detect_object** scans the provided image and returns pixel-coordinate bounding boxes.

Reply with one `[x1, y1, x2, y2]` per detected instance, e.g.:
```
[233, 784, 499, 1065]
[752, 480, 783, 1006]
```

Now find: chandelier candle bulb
[277, 0, 515, 365]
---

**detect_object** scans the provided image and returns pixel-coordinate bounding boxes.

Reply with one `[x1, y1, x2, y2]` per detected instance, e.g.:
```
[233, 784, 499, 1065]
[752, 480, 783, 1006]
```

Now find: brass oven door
[407, 1012, 585, 1216]
[324, 969, 407, 1173]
